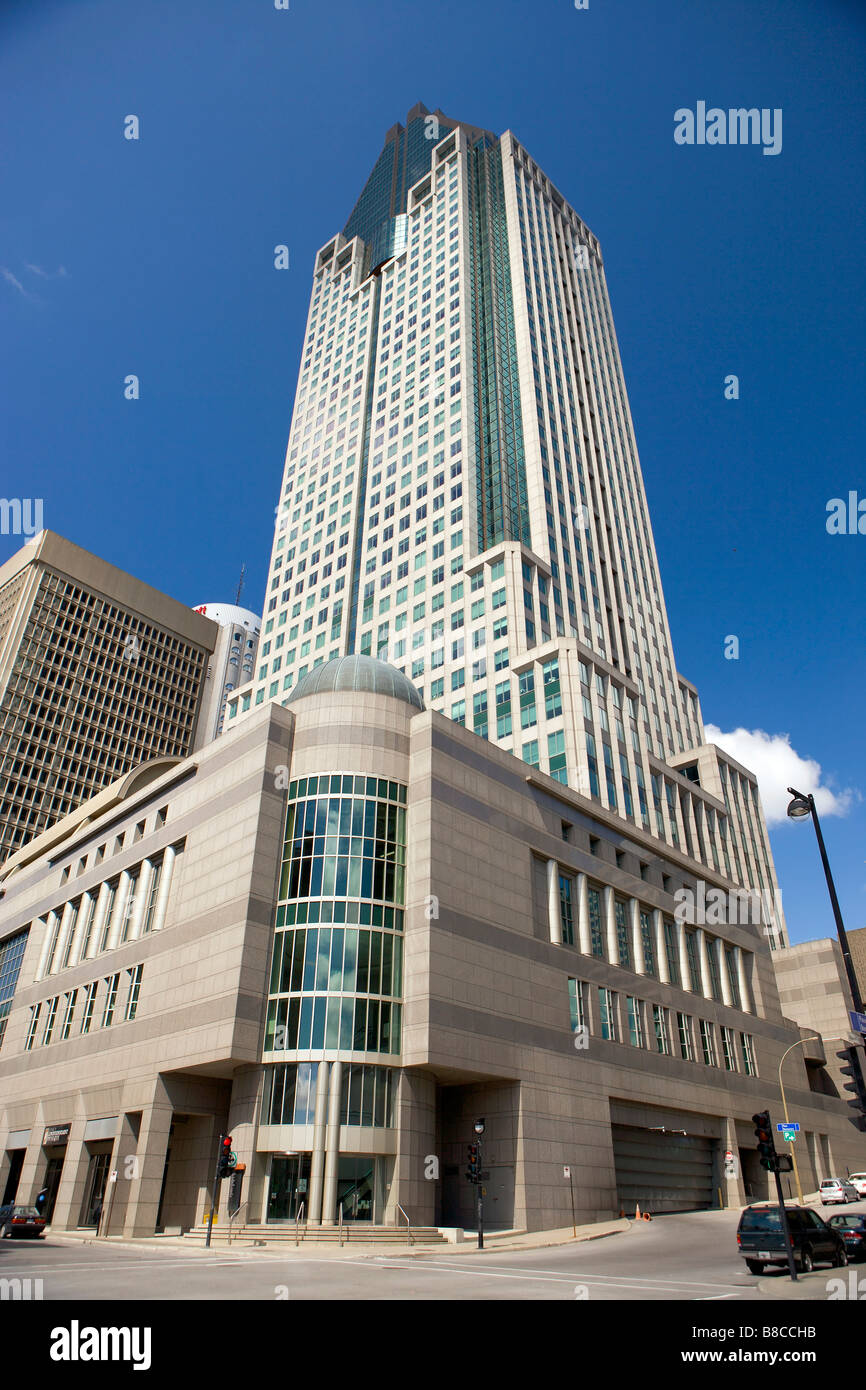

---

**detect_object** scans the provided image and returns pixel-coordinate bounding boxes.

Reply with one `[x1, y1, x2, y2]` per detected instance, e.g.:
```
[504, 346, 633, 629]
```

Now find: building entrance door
[78, 1152, 111, 1228]
[41, 1155, 65, 1221]
[336, 1157, 375, 1221]
[267, 1155, 311, 1222]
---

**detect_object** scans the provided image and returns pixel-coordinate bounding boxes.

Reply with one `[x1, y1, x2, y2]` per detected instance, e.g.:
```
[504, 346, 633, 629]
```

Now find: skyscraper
[226, 103, 786, 945]
[0, 531, 217, 864]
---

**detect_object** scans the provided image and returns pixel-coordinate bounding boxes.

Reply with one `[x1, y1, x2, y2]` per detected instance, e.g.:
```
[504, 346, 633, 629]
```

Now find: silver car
[820, 1178, 859, 1205]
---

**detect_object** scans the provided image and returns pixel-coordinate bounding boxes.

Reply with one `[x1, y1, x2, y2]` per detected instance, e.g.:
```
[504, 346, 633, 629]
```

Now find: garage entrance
[612, 1123, 716, 1213]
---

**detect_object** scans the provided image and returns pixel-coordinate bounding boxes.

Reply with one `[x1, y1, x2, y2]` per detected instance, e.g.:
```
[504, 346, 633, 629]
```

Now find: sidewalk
[43, 1216, 631, 1260]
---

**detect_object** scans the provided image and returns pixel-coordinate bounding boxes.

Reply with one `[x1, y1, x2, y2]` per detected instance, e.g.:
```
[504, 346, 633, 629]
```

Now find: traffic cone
[635, 1202, 641, 1220]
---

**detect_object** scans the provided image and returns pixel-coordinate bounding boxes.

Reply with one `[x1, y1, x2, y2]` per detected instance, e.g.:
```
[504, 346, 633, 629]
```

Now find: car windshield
[830, 1216, 865, 1230]
[740, 1210, 783, 1231]
[821, 1181, 841, 1188]
[13, 1207, 38, 1216]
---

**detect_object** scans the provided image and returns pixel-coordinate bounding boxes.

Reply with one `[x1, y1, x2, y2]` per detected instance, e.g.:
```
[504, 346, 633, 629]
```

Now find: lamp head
[786, 788, 812, 821]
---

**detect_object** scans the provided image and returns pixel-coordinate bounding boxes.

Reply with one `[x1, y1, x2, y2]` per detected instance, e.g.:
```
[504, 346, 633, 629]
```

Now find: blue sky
[1, 0, 864, 947]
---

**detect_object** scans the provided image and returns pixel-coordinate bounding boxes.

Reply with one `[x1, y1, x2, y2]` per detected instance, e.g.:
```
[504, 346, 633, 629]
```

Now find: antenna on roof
[235, 563, 246, 607]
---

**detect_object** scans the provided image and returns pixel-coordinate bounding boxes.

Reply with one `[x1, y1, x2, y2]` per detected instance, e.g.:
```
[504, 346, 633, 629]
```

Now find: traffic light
[217, 1135, 236, 1180]
[466, 1142, 480, 1184]
[752, 1111, 777, 1171]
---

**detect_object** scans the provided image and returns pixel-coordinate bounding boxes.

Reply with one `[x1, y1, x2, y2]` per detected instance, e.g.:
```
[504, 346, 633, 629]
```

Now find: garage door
[612, 1124, 716, 1213]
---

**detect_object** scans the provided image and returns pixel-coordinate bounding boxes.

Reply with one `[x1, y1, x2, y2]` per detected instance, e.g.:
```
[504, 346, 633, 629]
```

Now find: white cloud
[704, 725, 858, 826]
[24, 263, 67, 279]
[1, 266, 29, 297]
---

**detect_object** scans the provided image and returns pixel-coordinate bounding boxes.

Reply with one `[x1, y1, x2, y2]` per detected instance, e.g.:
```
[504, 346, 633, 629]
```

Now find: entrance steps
[182, 1222, 450, 1247]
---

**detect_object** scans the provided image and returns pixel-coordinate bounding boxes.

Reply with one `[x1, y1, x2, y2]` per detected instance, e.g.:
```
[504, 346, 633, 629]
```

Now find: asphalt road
[5, 1205, 862, 1301]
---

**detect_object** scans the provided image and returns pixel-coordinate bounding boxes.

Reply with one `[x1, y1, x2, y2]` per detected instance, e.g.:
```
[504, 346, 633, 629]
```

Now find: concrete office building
[0, 658, 861, 1237]
[772, 937, 866, 1130]
[191, 603, 261, 747]
[225, 103, 788, 951]
[0, 531, 218, 866]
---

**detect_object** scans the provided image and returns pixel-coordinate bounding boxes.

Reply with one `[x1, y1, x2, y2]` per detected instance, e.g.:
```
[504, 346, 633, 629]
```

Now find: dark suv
[737, 1203, 848, 1274]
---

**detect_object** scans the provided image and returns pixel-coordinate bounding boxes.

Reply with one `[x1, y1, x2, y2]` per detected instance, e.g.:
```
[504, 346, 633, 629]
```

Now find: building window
[663, 919, 681, 986]
[559, 875, 574, 945]
[652, 1003, 670, 1055]
[42, 996, 59, 1046]
[0, 929, 28, 1052]
[699, 1019, 717, 1066]
[614, 899, 630, 968]
[639, 910, 655, 976]
[677, 1011, 693, 1061]
[705, 936, 723, 1002]
[125, 965, 143, 1021]
[627, 996, 644, 1048]
[598, 986, 618, 1041]
[60, 990, 77, 1041]
[739, 1032, 756, 1076]
[721, 1025, 737, 1072]
[142, 858, 163, 934]
[588, 886, 604, 958]
[568, 977, 587, 1034]
[25, 1003, 41, 1050]
[80, 982, 98, 1035]
[725, 946, 741, 1009]
[685, 930, 702, 993]
[101, 974, 120, 1028]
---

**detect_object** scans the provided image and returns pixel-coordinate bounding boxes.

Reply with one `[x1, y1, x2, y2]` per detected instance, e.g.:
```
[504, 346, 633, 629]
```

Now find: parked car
[847, 1173, 866, 1198]
[737, 1202, 847, 1274]
[827, 1213, 866, 1260]
[0, 1204, 47, 1239]
[820, 1178, 859, 1205]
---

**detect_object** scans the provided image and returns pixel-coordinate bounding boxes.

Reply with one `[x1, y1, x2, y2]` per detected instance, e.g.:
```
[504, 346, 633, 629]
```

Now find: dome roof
[286, 655, 424, 710]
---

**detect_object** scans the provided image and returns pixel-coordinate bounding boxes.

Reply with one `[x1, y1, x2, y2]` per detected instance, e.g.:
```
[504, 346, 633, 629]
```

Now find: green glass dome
[286, 655, 424, 710]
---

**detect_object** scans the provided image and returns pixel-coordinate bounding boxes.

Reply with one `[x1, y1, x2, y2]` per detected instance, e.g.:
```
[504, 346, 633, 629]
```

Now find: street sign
[563, 1166, 571, 1178]
[776, 1122, 800, 1132]
[850, 1010, 866, 1035]
[724, 1149, 733, 1160]
[108, 1171, 118, 1184]
[781, 1128, 798, 1143]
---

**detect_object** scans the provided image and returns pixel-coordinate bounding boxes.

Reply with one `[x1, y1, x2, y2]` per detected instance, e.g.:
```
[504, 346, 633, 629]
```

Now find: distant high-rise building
[0, 531, 217, 864]
[226, 102, 785, 942]
[191, 603, 261, 746]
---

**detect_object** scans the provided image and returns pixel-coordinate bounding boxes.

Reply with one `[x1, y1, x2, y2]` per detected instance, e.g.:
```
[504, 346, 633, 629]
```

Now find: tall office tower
[191, 602, 261, 747]
[0, 531, 217, 864]
[226, 104, 786, 942]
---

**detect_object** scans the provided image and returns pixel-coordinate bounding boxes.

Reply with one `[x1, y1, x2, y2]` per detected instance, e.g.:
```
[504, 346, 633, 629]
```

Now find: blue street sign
[850, 1010, 866, 1035]
[776, 1122, 800, 1132]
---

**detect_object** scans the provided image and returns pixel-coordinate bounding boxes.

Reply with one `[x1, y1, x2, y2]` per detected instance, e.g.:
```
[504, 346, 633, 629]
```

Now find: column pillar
[654, 909, 669, 984]
[68, 893, 92, 968]
[736, 947, 753, 1014]
[129, 860, 153, 942]
[630, 898, 645, 975]
[546, 859, 562, 944]
[35, 911, 60, 980]
[86, 883, 111, 960]
[719, 942, 734, 1007]
[676, 919, 690, 991]
[603, 887, 617, 964]
[123, 1093, 174, 1238]
[105, 871, 131, 952]
[52, 902, 76, 974]
[321, 1062, 343, 1227]
[151, 845, 176, 932]
[306, 1061, 330, 1227]
[698, 929, 714, 999]
[576, 873, 591, 955]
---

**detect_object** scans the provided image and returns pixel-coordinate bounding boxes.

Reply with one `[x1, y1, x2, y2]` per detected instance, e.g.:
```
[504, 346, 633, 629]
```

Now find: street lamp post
[786, 787, 866, 1123]
[474, 1118, 485, 1250]
[778, 1037, 821, 1205]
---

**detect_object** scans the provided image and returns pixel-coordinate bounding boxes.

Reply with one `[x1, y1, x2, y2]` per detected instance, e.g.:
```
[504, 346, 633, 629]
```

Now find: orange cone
[635, 1202, 641, 1220]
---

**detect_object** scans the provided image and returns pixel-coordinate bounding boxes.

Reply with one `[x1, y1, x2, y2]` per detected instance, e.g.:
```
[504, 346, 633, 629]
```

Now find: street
[3, 1205, 863, 1301]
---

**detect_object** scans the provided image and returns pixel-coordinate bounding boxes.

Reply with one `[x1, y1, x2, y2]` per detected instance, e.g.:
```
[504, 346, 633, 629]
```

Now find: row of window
[25, 965, 143, 1048]
[569, 978, 757, 1073]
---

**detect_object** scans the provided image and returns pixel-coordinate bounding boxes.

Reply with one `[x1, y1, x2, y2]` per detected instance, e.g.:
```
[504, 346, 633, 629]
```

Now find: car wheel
[745, 1260, 764, 1275]
[836, 1247, 848, 1267]
[799, 1247, 814, 1273]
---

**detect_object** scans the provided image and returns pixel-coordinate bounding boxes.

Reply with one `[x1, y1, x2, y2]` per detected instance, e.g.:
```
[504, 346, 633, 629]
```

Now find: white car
[847, 1173, 866, 1198]
[820, 1178, 859, 1205]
